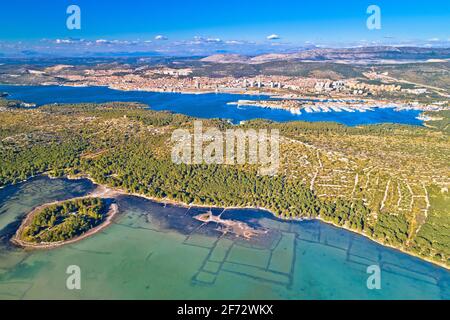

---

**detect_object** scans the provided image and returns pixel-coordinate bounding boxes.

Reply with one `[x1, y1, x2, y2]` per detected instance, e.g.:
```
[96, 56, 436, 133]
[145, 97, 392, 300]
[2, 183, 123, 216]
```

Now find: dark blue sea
[0, 85, 423, 126]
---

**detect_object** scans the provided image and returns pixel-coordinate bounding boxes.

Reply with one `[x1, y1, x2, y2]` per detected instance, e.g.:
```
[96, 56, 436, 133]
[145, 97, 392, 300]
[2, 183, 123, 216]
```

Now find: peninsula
[1, 100, 448, 268]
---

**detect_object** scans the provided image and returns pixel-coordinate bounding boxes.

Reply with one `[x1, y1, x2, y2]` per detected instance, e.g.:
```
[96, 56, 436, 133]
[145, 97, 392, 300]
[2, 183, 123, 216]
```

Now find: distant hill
[200, 54, 249, 63]
[200, 46, 450, 64]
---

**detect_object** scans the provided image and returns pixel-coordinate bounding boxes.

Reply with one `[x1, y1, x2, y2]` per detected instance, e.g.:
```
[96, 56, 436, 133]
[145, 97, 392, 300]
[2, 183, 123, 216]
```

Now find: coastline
[0, 83, 437, 130]
[0, 85, 446, 268]
[4, 172, 449, 270]
[65, 174, 450, 271]
[11, 191, 119, 250]
[1, 82, 443, 116]
[0, 82, 273, 98]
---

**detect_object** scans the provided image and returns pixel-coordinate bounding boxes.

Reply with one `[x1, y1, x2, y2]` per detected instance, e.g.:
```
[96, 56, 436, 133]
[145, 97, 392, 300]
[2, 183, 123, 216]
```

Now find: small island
[12, 197, 118, 248]
[194, 211, 267, 239]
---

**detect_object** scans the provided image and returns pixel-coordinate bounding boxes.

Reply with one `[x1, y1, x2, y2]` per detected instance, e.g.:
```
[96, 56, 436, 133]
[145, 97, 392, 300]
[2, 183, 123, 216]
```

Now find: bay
[0, 177, 448, 300]
[0, 84, 423, 126]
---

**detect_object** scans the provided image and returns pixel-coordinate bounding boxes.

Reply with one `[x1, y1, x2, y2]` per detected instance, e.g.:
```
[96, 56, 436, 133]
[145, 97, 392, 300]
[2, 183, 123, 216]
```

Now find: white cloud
[225, 40, 243, 45]
[155, 35, 168, 40]
[189, 36, 222, 44]
[206, 38, 222, 43]
[55, 39, 76, 44]
[267, 34, 281, 40]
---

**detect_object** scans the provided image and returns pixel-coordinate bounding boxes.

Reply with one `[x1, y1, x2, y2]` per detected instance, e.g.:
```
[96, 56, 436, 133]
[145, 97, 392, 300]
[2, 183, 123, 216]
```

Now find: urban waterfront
[0, 85, 424, 126]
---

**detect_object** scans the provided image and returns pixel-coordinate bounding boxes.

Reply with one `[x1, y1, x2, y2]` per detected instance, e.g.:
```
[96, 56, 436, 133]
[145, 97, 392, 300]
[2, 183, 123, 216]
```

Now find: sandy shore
[194, 212, 268, 239]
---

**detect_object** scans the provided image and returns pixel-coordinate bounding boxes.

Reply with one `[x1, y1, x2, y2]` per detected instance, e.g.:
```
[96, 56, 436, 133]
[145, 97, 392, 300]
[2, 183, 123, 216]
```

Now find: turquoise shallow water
[0, 177, 448, 300]
[0, 84, 423, 126]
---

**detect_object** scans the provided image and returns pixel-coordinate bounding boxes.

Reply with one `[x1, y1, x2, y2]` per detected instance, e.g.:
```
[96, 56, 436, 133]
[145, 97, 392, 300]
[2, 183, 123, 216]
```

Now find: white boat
[330, 106, 343, 112]
[341, 106, 355, 112]
[289, 108, 302, 115]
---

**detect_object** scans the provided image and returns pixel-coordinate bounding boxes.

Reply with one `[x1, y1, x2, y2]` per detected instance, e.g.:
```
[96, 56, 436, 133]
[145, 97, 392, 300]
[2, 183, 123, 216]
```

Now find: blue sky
[0, 0, 449, 56]
[0, 0, 449, 42]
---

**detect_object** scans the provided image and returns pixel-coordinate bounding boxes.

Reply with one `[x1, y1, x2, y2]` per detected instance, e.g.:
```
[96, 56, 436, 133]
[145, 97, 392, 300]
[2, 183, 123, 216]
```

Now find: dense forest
[424, 109, 450, 134]
[0, 101, 448, 266]
[20, 198, 107, 243]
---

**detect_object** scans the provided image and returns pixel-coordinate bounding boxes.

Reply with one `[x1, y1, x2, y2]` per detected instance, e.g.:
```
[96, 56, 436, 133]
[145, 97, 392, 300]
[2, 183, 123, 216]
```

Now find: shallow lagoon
[0, 177, 448, 299]
[0, 85, 423, 126]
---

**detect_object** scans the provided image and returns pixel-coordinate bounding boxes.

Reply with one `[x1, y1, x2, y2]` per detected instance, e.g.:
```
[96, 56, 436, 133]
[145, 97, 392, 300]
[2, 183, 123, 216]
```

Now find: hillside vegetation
[0, 102, 448, 266]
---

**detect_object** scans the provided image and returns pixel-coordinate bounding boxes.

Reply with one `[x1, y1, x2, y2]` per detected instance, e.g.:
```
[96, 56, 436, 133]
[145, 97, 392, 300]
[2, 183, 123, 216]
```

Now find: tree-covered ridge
[20, 198, 107, 243]
[0, 102, 448, 266]
[423, 109, 450, 134]
[0, 97, 24, 109]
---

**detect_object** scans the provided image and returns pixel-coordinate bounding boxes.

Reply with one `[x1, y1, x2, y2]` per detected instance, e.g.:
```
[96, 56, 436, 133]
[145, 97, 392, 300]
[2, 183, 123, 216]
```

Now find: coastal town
[7, 63, 440, 114]
[227, 98, 446, 115]
[49, 65, 432, 98]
